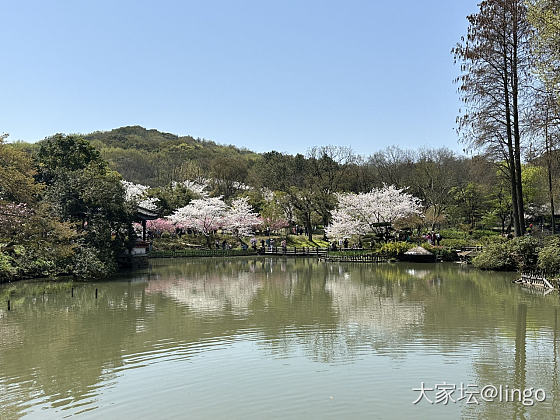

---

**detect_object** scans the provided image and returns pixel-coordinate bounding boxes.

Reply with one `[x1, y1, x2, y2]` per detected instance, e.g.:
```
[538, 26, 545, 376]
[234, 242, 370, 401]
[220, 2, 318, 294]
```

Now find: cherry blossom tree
[325, 185, 422, 239]
[0, 202, 32, 237]
[147, 218, 176, 237]
[121, 180, 159, 211]
[260, 217, 290, 233]
[173, 179, 210, 198]
[168, 197, 228, 243]
[224, 197, 261, 237]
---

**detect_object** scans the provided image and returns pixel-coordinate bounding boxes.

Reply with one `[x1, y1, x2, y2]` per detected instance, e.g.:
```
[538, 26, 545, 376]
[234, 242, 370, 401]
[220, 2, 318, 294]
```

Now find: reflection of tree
[513, 303, 527, 419]
[1, 260, 560, 418]
[325, 275, 424, 357]
[465, 302, 560, 418]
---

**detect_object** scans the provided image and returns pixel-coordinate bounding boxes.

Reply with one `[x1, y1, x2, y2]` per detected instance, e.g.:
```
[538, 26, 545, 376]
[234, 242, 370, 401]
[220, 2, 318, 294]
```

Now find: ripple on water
[0, 261, 558, 419]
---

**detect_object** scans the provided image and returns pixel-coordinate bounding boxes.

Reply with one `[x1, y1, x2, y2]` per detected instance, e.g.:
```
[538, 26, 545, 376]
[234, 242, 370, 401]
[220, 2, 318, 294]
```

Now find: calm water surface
[1, 258, 559, 419]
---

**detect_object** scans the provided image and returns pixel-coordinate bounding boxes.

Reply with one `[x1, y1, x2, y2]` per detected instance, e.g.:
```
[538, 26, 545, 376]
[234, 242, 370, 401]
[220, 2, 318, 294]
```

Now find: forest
[2, 0, 560, 281]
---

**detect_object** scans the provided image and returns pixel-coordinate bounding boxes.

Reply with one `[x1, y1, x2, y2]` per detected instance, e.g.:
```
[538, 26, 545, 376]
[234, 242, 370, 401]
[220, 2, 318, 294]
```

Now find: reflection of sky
[1, 260, 560, 418]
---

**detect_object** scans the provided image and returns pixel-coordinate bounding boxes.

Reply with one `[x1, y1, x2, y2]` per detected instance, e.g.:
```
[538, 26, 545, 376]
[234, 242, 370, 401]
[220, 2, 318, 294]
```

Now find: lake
[0, 258, 559, 419]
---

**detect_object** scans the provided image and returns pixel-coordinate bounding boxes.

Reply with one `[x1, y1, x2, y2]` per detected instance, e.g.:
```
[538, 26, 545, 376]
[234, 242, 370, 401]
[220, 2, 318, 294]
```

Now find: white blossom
[174, 179, 210, 197]
[326, 185, 422, 239]
[121, 180, 159, 211]
[224, 197, 261, 237]
[168, 197, 228, 236]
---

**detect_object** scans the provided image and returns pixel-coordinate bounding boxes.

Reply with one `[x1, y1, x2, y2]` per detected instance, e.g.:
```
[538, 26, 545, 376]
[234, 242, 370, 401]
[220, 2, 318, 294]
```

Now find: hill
[84, 126, 260, 186]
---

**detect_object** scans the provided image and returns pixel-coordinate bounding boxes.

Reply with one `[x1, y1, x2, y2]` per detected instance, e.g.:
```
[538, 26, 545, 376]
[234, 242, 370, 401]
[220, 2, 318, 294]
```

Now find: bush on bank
[473, 235, 560, 274]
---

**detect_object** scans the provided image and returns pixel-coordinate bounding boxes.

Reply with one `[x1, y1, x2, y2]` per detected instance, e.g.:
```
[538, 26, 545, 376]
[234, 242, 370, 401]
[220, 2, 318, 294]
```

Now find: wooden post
[95, 288, 98, 299]
[71, 287, 74, 297]
[7, 300, 10, 311]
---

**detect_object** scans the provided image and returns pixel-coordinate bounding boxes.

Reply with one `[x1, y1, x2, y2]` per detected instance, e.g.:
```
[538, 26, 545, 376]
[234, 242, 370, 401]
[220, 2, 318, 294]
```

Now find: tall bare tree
[453, 0, 531, 236]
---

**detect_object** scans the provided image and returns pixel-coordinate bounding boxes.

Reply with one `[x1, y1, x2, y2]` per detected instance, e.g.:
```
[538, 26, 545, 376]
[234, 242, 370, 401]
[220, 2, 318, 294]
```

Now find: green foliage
[472, 242, 517, 271]
[71, 246, 115, 280]
[538, 245, 560, 274]
[440, 238, 478, 249]
[450, 182, 491, 229]
[0, 135, 42, 203]
[421, 243, 458, 261]
[85, 126, 257, 187]
[0, 134, 138, 281]
[473, 236, 542, 272]
[528, 0, 560, 93]
[377, 241, 414, 257]
[0, 252, 16, 282]
[37, 133, 105, 182]
[508, 236, 541, 271]
[537, 236, 560, 274]
[148, 184, 195, 216]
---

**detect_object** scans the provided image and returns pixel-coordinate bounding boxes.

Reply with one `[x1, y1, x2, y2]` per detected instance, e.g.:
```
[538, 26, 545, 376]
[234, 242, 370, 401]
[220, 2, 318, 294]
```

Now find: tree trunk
[511, 0, 525, 234]
[501, 4, 521, 237]
[546, 120, 555, 234]
[504, 75, 521, 236]
[306, 216, 313, 242]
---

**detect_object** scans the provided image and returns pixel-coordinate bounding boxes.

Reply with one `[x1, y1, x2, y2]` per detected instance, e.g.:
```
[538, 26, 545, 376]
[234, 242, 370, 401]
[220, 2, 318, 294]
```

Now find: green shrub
[377, 241, 414, 257]
[421, 243, 458, 261]
[509, 236, 541, 271]
[71, 246, 115, 279]
[538, 241, 560, 275]
[0, 252, 16, 282]
[439, 238, 476, 249]
[439, 229, 466, 240]
[473, 236, 541, 272]
[472, 242, 516, 271]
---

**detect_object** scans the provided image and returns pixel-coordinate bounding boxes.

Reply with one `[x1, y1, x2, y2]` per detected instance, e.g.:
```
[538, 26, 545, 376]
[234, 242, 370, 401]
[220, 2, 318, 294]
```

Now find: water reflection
[0, 258, 559, 419]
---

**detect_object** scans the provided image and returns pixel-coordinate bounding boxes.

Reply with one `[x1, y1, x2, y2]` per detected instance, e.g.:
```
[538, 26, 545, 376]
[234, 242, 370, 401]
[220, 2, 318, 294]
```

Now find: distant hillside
[84, 126, 260, 186]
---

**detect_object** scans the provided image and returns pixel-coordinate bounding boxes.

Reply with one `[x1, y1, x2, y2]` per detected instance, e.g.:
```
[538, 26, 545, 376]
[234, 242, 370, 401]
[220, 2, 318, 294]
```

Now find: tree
[0, 133, 42, 203]
[451, 182, 491, 230]
[453, 0, 531, 236]
[287, 187, 319, 242]
[367, 146, 414, 189]
[168, 197, 228, 245]
[528, 0, 560, 101]
[224, 197, 261, 238]
[306, 145, 355, 227]
[121, 181, 159, 211]
[210, 156, 249, 199]
[144, 218, 176, 237]
[325, 185, 422, 239]
[487, 168, 513, 233]
[38, 134, 134, 274]
[37, 133, 105, 182]
[411, 148, 463, 230]
[526, 79, 560, 233]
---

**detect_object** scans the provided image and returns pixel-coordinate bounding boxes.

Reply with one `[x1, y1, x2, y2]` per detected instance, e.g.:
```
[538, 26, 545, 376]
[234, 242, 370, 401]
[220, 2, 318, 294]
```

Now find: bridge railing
[262, 247, 328, 256]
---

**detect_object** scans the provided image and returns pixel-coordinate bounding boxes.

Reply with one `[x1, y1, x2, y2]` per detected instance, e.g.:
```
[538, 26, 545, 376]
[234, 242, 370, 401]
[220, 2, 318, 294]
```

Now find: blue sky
[0, 0, 478, 155]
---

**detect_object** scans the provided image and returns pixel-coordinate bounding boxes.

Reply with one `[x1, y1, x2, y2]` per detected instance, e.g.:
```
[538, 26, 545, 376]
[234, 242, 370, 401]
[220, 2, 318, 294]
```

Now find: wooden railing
[262, 247, 328, 257]
[148, 249, 258, 258]
[322, 254, 388, 263]
[515, 272, 555, 289]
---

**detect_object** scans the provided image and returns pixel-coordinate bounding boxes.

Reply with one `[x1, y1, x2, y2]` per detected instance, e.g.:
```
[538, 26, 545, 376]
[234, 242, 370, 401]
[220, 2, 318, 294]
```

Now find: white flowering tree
[325, 185, 422, 239]
[173, 179, 210, 198]
[121, 181, 159, 211]
[225, 197, 261, 238]
[168, 196, 262, 244]
[168, 197, 228, 244]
